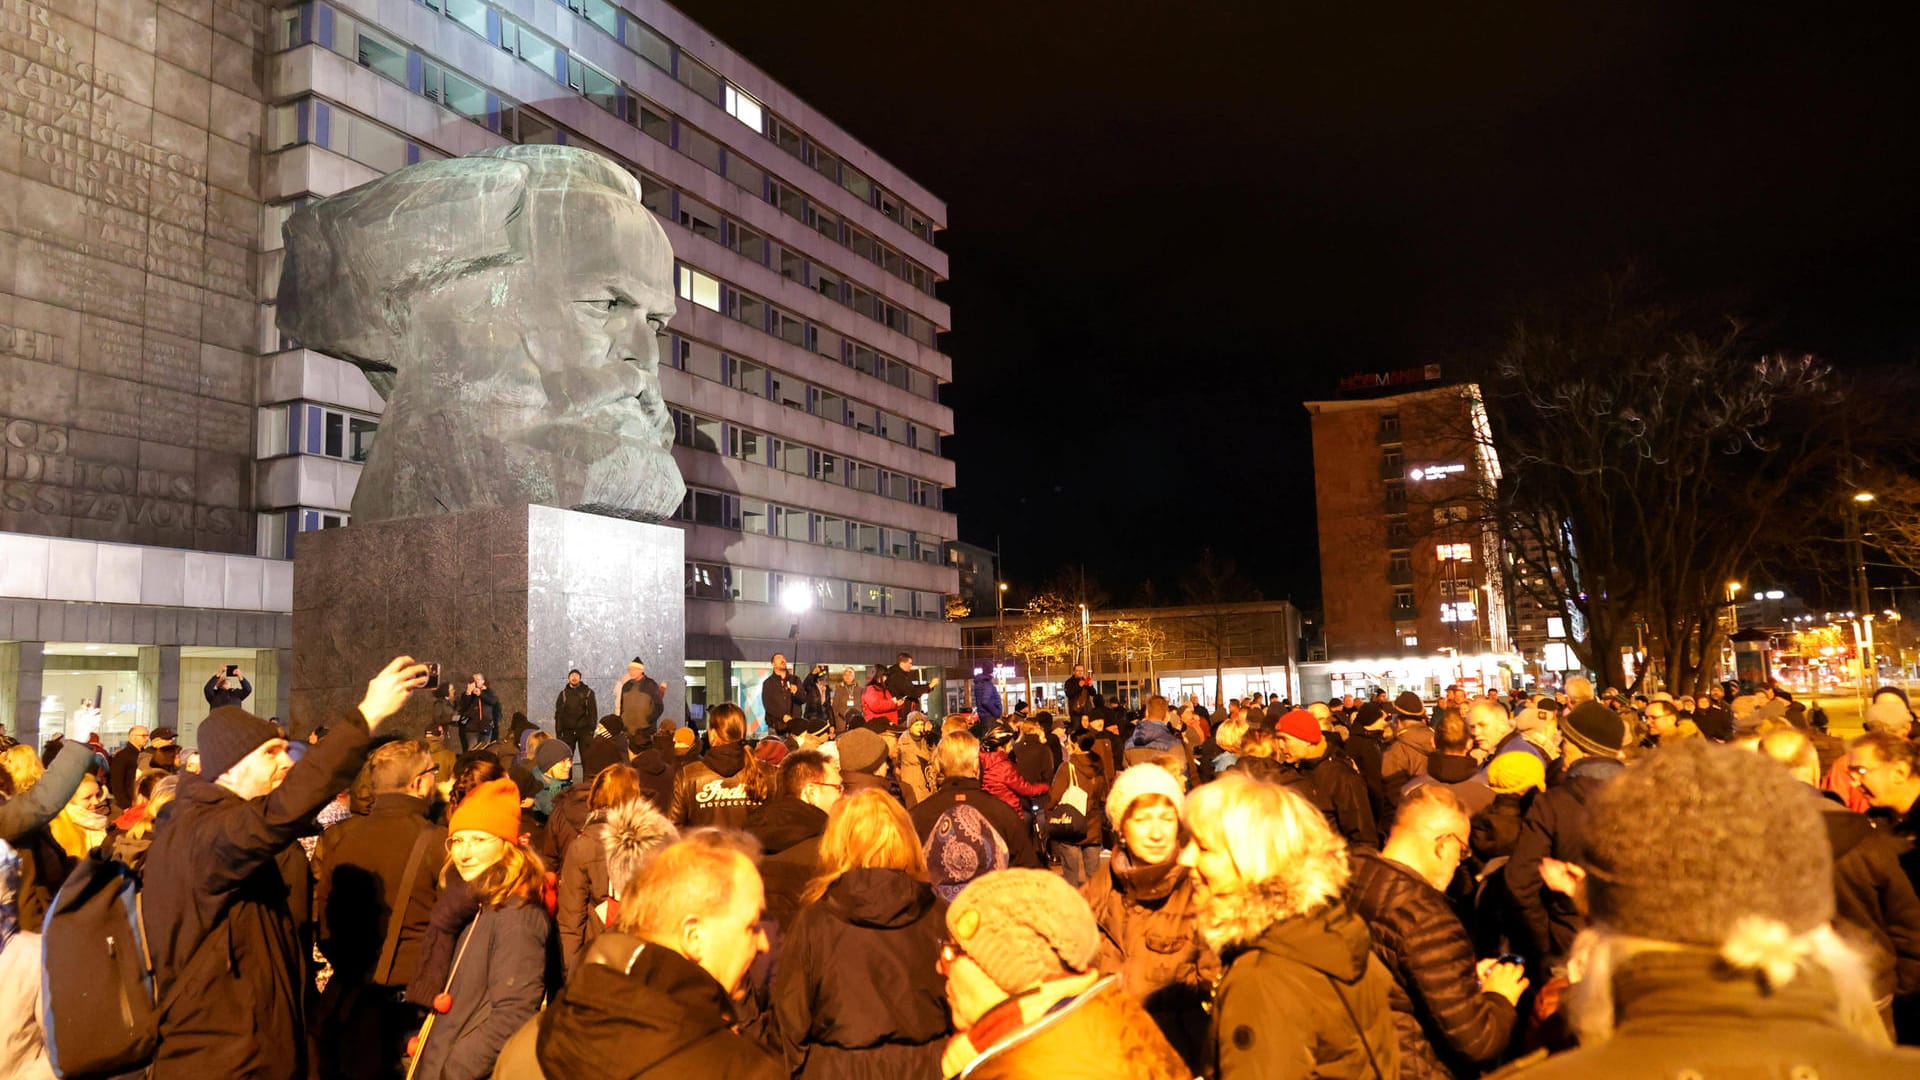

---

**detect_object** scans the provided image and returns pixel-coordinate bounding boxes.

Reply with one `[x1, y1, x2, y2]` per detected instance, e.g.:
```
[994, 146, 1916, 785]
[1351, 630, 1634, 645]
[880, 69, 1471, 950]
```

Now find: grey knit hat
[946, 869, 1099, 994]
[1583, 738, 1832, 945]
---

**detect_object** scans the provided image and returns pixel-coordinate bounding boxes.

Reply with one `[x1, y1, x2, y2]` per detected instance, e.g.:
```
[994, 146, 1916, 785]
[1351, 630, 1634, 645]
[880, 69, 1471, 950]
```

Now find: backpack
[926, 802, 1009, 901]
[41, 849, 159, 1077]
[1046, 763, 1093, 844]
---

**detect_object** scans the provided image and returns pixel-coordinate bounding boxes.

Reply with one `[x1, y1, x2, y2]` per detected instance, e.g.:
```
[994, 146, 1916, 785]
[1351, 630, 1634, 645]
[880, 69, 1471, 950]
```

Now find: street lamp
[1727, 581, 1743, 633]
[782, 581, 811, 667]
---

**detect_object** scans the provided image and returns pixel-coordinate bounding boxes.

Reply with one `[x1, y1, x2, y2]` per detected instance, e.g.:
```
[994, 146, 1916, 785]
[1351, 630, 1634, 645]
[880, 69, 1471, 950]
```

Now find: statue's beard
[572, 440, 684, 521]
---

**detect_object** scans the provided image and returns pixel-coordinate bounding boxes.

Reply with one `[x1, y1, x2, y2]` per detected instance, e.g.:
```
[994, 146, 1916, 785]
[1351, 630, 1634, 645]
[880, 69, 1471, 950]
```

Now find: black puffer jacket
[1348, 852, 1517, 1078]
[771, 868, 950, 1079]
[1287, 752, 1378, 850]
[746, 797, 829, 931]
[668, 742, 767, 830]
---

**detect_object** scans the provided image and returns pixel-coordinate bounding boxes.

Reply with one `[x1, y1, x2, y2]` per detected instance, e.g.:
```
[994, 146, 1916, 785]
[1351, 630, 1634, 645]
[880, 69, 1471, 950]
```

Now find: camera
[423, 662, 441, 691]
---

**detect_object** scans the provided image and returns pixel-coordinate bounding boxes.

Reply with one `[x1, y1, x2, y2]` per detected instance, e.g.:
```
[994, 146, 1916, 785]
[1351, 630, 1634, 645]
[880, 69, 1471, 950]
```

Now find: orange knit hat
[449, 777, 522, 841]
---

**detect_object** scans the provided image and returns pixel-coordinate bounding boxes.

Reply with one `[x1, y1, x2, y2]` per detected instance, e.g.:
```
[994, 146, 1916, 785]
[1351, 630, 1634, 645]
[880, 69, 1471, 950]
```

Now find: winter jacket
[746, 797, 829, 931]
[1289, 751, 1379, 850]
[1470, 792, 1532, 865]
[313, 792, 447, 988]
[972, 674, 1004, 722]
[772, 868, 950, 1078]
[1405, 752, 1496, 818]
[412, 903, 550, 1080]
[542, 785, 591, 872]
[1210, 901, 1401, 1079]
[668, 742, 766, 830]
[1011, 734, 1055, 786]
[535, 931, 783, 1079]
[907, 778, 1043, 870]
[1487, 950, 1920, 1079]
[945, 975, 1188, 1080]
[831, 678, 862, 723]
[145, 716, 372, 1079]
[1505, 755, 1623, 971]
[203, 674, 252, 708]
[860, 683, 900, 726]
[762, 673, 802, 734]
[1343, 728, 1392, 829]
[1048, 751, 1109, 848]
[108, 742, 141, 809]
[1080, 851, 1218, 1072]
[0, 740, 89, 846]
[453, 687, 502, 740]
[883, 664, 928, 707]
[1380, 722, 1435, 792]
[617, 676, 664, 734]
[558, 818, 613, 975]
[1819, 796, 1920, 1004]
[1348, 852, 1517, 1078]
[628, 745, 676, 815]
[554, 684, 599, 742]
[980, 750, 1049, 816]
[894, 731, 937, 807]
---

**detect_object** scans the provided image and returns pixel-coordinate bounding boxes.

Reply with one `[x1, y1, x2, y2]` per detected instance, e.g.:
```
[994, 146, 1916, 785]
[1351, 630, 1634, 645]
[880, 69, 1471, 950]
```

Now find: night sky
[676, 0, 1920, 607]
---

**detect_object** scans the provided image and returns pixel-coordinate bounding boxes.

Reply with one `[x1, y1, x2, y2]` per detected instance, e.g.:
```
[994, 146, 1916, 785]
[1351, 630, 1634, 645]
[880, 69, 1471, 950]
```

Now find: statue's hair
[276, 145, 651, 379]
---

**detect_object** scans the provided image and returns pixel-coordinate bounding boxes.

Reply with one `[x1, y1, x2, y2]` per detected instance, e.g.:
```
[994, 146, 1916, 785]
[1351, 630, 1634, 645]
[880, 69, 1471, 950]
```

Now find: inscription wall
[0, 0, 268, 553]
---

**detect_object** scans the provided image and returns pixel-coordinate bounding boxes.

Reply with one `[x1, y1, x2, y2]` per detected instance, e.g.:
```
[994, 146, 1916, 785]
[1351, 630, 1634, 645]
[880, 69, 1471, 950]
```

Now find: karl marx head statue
[276, 145, 683, 523]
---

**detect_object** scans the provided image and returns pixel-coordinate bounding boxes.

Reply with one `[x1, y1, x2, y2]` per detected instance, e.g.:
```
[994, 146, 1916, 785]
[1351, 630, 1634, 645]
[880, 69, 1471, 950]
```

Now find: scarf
[406, 875, 483, 1005]
[1110, 848, 1184, 905]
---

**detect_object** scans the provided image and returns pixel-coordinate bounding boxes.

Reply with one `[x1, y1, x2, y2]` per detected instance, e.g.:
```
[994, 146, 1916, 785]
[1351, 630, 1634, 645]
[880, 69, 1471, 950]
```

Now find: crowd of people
[5, 655, 1920, 1078]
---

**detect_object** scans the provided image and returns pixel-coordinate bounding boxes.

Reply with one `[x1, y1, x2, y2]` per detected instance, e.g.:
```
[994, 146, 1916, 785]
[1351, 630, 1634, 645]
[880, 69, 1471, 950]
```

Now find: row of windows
[668, 335, 941, 453]
[672, 485, 945, 561]
[258, 402, 378, 463]
[284, 1, 941, 301]
[674, 192, 938, 348]
[267, 97, 446, 173]
[536, 0, 940, 249]
[674, 263, 940, 402]
[669, 408, 944, 509]
[686, 562, 945, 620]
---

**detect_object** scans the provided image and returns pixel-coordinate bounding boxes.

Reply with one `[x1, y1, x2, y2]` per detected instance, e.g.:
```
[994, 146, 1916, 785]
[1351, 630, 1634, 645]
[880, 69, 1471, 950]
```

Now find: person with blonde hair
[772, 789, 950, 1077]
[405, 778, 550, 1080]
[1181, 773, 1399, 1078]
[907, 730, 1041, 870]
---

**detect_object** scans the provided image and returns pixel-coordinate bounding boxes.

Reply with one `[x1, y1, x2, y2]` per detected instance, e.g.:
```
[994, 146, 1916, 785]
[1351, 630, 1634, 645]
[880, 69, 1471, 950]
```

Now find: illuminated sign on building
[1338, 364, 1443, 392]
[1408, 463, 1466, 481]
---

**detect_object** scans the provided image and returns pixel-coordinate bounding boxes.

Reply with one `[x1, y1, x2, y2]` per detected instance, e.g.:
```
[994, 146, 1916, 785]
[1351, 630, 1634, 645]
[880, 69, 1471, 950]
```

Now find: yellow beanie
[1487, 751, 1546, 795]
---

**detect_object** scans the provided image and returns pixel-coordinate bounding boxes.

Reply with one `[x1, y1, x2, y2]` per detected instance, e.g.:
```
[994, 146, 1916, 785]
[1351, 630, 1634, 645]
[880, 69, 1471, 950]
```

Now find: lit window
[723, 84, 764, 131]
[677, 266, 720, 311]
[1440, 602, 1478, 623]
[1437, 543, 1472, 561]
[1547, 617, 1567, 639]
[1403, 636, 1418, 647]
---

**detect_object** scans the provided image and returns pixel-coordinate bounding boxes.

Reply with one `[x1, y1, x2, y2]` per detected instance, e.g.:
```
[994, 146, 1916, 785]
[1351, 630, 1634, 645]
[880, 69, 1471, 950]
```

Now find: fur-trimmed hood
[600, 797, 678, 895]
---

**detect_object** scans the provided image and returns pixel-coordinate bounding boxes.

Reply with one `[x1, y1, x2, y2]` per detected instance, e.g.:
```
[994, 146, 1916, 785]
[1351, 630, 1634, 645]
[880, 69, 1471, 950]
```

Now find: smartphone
[1497, 954, 1525, 967]
[423, 662, 441, 691]
[224, 664, 239, 677]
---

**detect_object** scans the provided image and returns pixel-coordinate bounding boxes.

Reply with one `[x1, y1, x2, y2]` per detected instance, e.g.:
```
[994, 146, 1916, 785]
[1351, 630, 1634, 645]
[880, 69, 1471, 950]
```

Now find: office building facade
[0, 0, 959, 743]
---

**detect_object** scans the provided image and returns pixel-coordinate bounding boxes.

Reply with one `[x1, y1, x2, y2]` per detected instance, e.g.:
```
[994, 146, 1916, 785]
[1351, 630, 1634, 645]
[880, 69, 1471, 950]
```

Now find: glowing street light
[1854, 491, 1877, 503]
[781, 581, 812, 614]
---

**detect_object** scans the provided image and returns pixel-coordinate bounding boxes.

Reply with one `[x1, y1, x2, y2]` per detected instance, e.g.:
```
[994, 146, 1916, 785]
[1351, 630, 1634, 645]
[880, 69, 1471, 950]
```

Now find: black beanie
[1392, 691, 1425, 718]
[197, 706, 283, 779]
[1563, 700, 1629, 760]
[1356, 701, 1389, 730]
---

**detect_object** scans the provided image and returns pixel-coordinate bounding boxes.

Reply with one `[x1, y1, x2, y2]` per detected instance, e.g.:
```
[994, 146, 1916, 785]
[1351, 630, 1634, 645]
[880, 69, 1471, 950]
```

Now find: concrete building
[0, 0, 958, 744]
[1301, 385, 1520, 701]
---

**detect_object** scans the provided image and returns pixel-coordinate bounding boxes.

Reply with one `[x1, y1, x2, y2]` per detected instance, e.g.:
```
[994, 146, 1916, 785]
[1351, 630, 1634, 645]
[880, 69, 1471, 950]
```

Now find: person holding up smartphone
[205, 664, 252, 710]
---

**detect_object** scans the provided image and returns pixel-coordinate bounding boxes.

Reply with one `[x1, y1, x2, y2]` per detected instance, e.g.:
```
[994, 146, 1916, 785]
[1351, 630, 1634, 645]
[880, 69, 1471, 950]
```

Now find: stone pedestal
[291, 506, 684, 737]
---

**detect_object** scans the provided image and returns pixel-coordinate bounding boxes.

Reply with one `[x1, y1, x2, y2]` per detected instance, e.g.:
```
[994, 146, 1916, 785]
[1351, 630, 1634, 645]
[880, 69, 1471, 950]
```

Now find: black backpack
[42, 849, 159, 1077]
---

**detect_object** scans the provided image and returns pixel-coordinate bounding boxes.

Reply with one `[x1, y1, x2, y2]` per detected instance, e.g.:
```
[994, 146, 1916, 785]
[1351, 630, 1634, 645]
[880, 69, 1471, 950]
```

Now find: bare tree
[1460, 273, 1855, 693]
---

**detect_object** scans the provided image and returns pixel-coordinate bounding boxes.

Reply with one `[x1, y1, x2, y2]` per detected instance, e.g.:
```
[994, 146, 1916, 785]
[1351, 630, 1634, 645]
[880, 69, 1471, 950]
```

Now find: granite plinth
[291, 505, 684, 737]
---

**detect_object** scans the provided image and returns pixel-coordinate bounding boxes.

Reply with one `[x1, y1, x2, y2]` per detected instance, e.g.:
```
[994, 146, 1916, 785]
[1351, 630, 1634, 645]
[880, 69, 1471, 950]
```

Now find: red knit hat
[449, 777, 522, 841]
[1277, 708, 1324, 745]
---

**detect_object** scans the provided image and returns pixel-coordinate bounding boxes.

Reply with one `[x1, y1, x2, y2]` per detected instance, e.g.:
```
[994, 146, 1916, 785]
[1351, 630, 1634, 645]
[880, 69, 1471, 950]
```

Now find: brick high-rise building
[1303, 384, 1515, 700]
